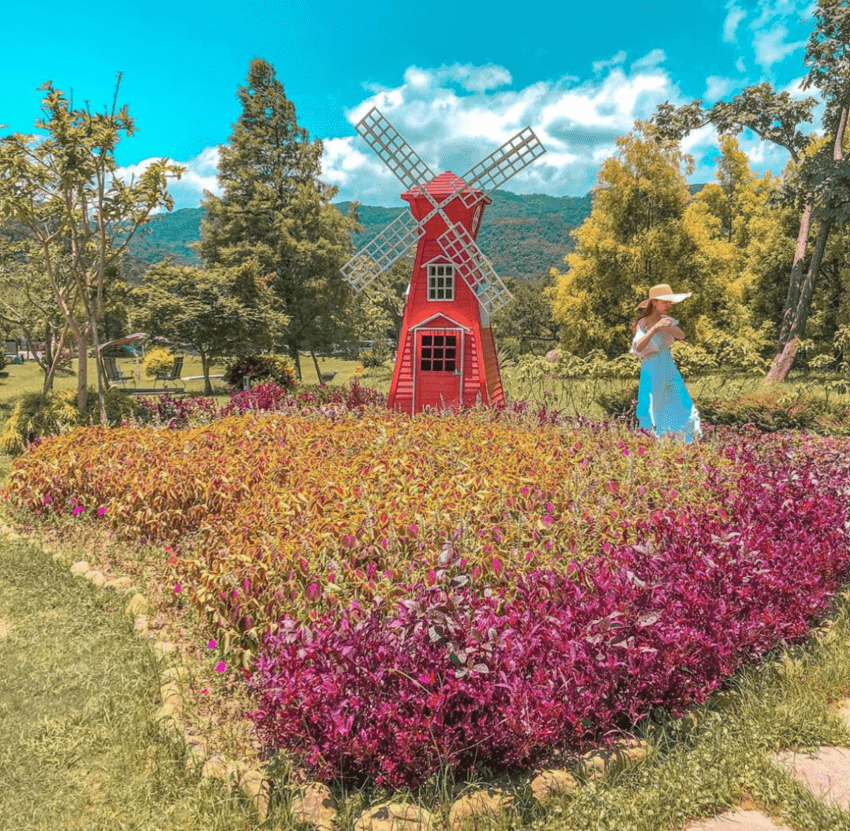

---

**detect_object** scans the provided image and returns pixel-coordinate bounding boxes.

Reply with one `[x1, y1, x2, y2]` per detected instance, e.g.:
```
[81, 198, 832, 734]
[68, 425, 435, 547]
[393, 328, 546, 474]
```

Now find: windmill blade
[456, 127, 546, 206]
[437, 223, 513, 315]
[356, 107, 437, 197]
[341, 210, 423, 292]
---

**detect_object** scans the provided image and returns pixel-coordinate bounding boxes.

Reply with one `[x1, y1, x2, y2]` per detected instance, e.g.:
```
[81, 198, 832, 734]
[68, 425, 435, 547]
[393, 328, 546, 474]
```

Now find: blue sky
[1, 0, 819, 209]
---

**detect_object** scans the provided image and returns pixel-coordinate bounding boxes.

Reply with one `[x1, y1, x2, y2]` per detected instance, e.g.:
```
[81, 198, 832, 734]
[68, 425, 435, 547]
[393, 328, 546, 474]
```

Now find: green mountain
[126, 191, 593, 281]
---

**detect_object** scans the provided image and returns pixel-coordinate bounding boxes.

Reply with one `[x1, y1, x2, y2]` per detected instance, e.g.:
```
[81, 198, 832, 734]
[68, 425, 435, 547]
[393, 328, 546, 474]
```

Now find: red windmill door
[415, 330, 462, 410]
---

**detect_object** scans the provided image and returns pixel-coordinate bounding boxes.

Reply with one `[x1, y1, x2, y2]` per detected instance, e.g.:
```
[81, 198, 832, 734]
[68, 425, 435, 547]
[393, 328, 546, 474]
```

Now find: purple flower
[215, 661, 227, 673]
[207, 639, 217, 649]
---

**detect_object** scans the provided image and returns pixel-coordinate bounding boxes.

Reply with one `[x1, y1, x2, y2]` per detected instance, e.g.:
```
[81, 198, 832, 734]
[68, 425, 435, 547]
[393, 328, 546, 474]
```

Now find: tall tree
[0, 80, 182, 413]
[131, 261, 287, 394]
[551, 123, 735, 358]
[494, 276, 559, 355]
[199, 59, 357, 380]
[653, 0, 850, 380]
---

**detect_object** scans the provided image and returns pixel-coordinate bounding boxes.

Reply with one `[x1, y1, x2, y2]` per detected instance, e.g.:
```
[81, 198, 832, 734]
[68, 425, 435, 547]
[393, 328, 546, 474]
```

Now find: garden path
[689, 726, 850, 829]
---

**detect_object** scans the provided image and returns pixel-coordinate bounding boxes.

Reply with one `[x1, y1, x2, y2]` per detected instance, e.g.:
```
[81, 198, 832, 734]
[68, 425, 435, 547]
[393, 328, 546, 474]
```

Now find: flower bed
[7, 411, 736, 640]
[7, 411, 850, 788]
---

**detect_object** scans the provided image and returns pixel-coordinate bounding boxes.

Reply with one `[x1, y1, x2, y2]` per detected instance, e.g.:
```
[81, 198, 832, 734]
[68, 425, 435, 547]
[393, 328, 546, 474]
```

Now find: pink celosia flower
[207, 639, 217, 649]
[174, 583, 182, 593]
[215, 661, 226, 673]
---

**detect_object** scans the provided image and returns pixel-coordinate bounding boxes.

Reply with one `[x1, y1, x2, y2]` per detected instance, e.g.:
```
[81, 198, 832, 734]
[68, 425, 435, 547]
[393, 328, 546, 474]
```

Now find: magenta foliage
[222, 379, 387, 416]
[246, 432, 850, 789]
[135, 394, 220, 428]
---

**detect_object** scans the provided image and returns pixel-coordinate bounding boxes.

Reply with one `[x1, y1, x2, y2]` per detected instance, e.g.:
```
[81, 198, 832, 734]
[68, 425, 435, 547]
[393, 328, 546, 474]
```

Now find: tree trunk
[766, 103, 847, 383]
[310, 350, 325, 386]
[778, 202, 813, 347]
[289, 341, 302, 380]
[202, 352, 213, 395]
[791, 214, 836, 340]
[765, 215, 835, 383]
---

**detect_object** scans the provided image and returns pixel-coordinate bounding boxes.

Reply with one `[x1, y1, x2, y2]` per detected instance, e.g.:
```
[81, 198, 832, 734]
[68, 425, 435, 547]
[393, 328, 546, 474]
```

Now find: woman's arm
[634, 319, 663, 353]
[633, 317, 686, 354]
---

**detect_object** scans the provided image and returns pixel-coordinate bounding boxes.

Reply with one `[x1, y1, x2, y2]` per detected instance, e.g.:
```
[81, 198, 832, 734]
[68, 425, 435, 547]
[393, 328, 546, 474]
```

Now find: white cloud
[704, 75, 740, 102]
[721, 1, 811, 77]
[404, 63, 513, 94]
[592, 51, 627, 74]
[118, 146, 221, 212]
[323, 56, 684, 206]
[752, 23, 807, 70]
[723, 2, 747, 42]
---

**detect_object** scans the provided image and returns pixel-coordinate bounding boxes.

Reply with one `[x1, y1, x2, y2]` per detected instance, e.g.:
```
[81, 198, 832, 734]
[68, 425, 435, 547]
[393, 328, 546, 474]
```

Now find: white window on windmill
[427, 263, 455, 301]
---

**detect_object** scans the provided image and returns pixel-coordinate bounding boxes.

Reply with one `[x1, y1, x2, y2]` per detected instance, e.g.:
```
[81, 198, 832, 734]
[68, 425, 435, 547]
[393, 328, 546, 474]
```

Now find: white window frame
[427, 264, 455, 301]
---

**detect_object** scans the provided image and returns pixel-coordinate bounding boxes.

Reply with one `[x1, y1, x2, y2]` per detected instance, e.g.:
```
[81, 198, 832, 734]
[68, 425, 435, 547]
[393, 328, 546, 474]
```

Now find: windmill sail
[456, 127, 546, 207]
[437, 223, 512, 315]
[356, 108, 438, 206]
[341, 211, 423, 292]
[342, 108, 545, 300]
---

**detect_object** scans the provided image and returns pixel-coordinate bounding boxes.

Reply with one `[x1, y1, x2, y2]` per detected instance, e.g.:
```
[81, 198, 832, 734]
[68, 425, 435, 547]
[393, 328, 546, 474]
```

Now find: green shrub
[698, 389, 850, 435]
[0, 389, 144, 454]
[142, 347, 174, 379]
[223, 354, 298, 391]
[596, 383, 639, 421]
[359, 338, 392, 368]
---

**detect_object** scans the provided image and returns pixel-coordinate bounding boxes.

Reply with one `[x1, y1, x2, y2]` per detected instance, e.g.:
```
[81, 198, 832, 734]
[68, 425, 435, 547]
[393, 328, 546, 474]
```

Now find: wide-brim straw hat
[637, 283, 693, 309]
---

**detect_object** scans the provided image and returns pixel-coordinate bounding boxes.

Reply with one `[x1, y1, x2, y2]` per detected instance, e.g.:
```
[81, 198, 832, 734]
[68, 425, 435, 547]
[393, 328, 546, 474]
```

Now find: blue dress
[631, 321, 701, 442]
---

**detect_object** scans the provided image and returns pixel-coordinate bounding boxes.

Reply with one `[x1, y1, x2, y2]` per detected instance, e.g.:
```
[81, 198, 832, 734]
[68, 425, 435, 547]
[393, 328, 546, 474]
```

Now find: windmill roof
[407, 171, 481, 199]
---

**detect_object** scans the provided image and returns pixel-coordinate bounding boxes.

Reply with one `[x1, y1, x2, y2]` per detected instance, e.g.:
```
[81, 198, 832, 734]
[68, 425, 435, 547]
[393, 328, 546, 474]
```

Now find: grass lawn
[0, 524, 276, 829]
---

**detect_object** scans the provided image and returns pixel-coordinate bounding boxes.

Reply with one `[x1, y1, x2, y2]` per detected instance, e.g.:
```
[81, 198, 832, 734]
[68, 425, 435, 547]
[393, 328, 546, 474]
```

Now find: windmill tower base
[388, 315, 505, 414]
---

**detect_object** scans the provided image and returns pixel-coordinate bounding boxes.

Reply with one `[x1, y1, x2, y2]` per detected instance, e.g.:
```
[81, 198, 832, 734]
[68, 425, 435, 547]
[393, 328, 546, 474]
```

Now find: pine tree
[199, 58, 357, 379]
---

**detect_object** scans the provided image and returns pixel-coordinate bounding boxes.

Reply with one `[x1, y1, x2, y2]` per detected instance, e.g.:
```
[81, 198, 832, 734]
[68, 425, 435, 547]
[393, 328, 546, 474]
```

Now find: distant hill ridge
[126, 190, 594, 281]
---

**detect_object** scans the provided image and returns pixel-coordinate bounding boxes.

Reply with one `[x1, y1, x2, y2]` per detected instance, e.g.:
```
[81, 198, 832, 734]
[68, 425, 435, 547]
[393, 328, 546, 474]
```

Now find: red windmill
[341, 108, 546, 414]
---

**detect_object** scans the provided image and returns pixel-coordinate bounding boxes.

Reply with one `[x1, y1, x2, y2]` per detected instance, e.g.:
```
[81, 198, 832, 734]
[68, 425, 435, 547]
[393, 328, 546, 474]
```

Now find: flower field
[8, 403, 850, 788]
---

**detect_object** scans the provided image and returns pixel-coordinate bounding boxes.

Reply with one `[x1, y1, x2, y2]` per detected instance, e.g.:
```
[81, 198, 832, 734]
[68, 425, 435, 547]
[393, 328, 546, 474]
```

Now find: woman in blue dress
[631, 284, 702, 442]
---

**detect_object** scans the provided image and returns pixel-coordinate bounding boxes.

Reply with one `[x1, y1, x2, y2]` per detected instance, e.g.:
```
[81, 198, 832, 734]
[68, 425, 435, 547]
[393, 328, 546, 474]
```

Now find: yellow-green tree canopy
[551, 127, 790, 369]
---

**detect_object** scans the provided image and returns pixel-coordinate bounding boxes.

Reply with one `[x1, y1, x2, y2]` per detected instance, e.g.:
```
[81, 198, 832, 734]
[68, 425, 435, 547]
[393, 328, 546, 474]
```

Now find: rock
[133, 615, 149, 634]
[125, 593, 148, 616]
[291, 782, 336, 831]
[154, 710, 182, 740]
[158, 681, 183, 717]
[70, 560, 91, 576]
[529, 769, 580, 806]
[239, 769, 270, 822]
[161, 666, 188, 684]
[153, 641, 177, 656]
[184, 738, 207, 771]
[581, 739, 649, 780]
[354, 801, 434, 831]
[772, 747, 850, 810]
[84, 570, 107, 588]
[105, 576, 134, 592]
[448, 788, 514, 831]
[687, 808, 796, 830]
[834, 698, 850, 728]
[201, 755, 230, 782]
